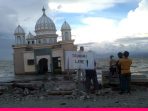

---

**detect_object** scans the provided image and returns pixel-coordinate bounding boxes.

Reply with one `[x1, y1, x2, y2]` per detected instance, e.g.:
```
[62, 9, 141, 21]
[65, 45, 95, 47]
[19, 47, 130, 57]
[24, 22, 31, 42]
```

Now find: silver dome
[61, 21, 71, 31]
[35, 7, 56, 34]
[14, 25, 25, 35]
[27, 32, 34, 39]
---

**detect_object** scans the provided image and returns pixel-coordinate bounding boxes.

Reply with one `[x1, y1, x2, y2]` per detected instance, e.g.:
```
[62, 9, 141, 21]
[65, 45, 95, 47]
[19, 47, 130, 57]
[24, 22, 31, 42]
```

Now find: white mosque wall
[24, 51, 35, 73]
[13, 48, 26, 74]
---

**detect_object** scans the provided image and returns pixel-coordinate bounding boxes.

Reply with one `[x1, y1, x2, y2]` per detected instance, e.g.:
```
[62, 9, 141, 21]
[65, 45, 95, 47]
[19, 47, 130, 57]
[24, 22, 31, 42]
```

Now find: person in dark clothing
[109, 55, 117, 77]
[118, 51, 132, 94]
[85, 69, 100, 94]
[116, 52, 123, 91]
[116, 52, 123, 74]
[79, 46, 101, 95]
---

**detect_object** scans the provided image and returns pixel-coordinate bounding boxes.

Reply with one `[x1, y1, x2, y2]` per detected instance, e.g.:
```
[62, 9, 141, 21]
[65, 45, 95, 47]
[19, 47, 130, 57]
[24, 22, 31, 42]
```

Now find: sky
[0, 0, 148, 59]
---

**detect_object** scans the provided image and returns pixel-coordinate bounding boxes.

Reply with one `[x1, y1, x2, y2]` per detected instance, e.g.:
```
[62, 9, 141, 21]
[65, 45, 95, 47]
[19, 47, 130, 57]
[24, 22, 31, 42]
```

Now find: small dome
[35, 7, 56, 33]
[14, 25, 25, 35]
[27, 32, 34, 38]
[61, 21, 71, 31]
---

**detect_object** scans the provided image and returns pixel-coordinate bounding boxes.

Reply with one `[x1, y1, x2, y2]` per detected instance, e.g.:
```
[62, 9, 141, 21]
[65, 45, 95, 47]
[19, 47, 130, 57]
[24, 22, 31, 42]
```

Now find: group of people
[78, 46, 132, 96]
[78, 46, 101, 95]
[110, 51, 132, 94]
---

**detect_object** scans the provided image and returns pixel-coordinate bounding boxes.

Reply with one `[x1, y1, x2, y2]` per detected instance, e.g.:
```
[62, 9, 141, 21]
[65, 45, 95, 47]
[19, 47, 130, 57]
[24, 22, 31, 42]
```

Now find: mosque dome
[61, 21, 71, 31]
[27, 32, 34, 39]
[14, 25, 25, 35]
[35, 7, 56, 34]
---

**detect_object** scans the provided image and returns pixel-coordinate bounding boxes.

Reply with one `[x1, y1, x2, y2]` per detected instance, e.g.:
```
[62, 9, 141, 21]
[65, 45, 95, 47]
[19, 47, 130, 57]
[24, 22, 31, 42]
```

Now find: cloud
[79, 37, 148, 58]
[72, 17, 118, 43]
[71, 0, 148, 44]
[0, 0, 49, 60]
[115, 37, 148, 44]
[0, 0, 49, 35]
[48, 0, 135, 13]
[0, 6, 18, 39]
[118, 0, 148, 37]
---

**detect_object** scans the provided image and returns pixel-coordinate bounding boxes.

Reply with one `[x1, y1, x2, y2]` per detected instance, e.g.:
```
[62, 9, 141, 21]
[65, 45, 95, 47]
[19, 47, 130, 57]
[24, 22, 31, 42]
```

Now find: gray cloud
[79, 37, 148, 58]
[115, 37, 148, 44]
[0, 6, 17, 38]
[0, 0, 49, 36]
[0, 0, 49, 60]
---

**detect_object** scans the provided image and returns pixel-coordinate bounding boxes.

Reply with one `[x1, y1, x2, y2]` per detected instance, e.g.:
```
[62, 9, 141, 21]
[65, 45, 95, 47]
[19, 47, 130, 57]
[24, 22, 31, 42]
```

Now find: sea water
[0, 58, 148, 82]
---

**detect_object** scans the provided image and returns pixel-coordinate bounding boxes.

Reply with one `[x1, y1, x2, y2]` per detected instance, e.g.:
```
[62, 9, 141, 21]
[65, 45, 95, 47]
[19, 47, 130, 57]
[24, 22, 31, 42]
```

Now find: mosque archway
[38, 58, 48, 74]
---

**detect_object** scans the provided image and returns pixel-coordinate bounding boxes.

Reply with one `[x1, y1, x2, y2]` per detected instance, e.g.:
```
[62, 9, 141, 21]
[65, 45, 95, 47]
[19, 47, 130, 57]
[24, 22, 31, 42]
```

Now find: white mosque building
[12, 7, 77, 75]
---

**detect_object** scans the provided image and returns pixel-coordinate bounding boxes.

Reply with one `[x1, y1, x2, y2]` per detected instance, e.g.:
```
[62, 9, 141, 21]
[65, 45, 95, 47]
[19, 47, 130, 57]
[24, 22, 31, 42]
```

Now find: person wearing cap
[118, 51, 132, 94]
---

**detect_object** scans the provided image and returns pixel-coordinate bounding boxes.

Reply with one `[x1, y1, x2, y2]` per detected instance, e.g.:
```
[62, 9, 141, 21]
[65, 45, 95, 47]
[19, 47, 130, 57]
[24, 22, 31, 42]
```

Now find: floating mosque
[12, 7, 77, 75]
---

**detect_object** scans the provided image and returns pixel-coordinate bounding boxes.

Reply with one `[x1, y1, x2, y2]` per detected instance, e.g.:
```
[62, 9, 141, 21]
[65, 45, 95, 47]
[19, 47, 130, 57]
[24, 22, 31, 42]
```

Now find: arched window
[65, 32, 68, 40]
[28, 41, 30, 45]
[18, 37, 21, 44]
[32, 41, 34, 44]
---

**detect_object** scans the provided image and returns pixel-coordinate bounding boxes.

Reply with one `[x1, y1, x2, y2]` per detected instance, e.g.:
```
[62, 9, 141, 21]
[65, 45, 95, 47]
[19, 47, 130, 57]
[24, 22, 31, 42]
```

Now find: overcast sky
[0, 0, 148, 59]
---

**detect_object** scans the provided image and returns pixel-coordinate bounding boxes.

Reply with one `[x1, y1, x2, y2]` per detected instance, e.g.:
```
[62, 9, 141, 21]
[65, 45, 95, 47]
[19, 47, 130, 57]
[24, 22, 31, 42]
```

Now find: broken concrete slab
[12, 82, 43, 90]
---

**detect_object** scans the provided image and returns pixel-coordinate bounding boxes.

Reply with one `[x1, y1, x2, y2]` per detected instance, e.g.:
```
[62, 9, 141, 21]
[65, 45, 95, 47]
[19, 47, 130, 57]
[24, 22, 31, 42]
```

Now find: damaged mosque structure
[12, 7, 77, 75]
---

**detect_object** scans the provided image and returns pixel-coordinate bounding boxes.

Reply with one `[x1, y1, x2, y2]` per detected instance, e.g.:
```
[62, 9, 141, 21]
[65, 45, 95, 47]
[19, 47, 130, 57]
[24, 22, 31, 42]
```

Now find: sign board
[65, 51, 95, 70]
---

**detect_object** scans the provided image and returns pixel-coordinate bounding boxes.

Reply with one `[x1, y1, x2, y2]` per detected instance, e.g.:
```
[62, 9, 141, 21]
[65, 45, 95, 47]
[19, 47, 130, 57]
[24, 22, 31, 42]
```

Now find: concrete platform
[100, 70, 148, 85]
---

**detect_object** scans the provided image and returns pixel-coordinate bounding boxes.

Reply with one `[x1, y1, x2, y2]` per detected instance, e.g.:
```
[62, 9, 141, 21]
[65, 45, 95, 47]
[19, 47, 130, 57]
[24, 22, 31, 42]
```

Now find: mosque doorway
[38, 58, 48, 74]
[52, 57, 62, 74]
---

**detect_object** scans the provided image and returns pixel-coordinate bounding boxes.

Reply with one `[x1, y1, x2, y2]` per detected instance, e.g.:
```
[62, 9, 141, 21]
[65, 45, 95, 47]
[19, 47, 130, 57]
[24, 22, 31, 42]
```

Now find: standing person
[79, 46, 85, 81]
[116, 52, 123, 91]
[85, 55, 101, 95]
[76, 46, 86, 92]
[118, 51, 132, 94]
[77, 46, 100, 96]
[109, 55, 117, 77]
[85, 63, 101, 95]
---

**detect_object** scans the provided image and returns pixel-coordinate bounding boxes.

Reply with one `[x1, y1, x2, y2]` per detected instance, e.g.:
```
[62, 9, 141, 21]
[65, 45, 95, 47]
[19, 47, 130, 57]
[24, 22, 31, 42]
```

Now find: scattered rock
[86, 105, 90, 108]
[0, 86, 8, 91]
[23, 88, 30, 96]
[30, 90, 38, 95]
[48, 90, 73, 95]
[60, 102, 66, 105]
[98, 88, 112, 95]
[63, 75, 73, 80]
[39, 96, 45, 100]
[12, 82, 42, 90]
[43, 82, 56, 91]
[64, 95, 74, 99]
[51, 77, 59, 81]
[57, 82, 76, 91]
[115, 101, 119, 103]
[0, 92, 3, 95]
